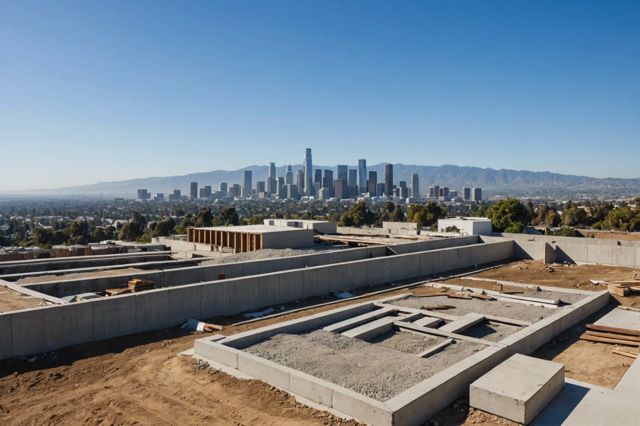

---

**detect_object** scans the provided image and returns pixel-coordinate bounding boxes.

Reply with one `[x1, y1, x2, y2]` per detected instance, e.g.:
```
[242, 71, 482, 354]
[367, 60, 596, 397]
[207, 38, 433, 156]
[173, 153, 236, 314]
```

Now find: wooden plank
[586, 324, 640, 337]
[469, 293, 496, 301]
[580, 334, 640, 347]
[618, 306, 640, 313]
[612, 349, 638, 359]
[608, 284, 630, 297]
[421, 304, 456, 310]
[584, 330, 640, 342]
[447, 293, 472, 300]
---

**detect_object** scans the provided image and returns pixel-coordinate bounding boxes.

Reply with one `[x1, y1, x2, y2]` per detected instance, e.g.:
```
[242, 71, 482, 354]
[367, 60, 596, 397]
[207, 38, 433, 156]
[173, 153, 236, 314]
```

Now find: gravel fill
[370, 330, 443, 354]
[393, 295, 559, 323]
[245, 329, 485, 401]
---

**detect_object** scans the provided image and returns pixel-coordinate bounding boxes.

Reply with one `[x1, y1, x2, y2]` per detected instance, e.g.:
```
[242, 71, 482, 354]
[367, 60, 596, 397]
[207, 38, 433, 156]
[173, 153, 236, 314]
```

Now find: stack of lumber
[128, 278, 155, 292]
[105, 287, 132, 296]
[580, 324, 640, 348]
[608, 280, 640, 297]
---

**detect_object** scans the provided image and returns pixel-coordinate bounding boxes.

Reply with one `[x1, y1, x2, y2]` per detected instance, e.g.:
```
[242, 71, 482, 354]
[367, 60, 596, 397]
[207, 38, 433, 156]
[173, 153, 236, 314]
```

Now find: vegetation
[485, 198, 532, 233]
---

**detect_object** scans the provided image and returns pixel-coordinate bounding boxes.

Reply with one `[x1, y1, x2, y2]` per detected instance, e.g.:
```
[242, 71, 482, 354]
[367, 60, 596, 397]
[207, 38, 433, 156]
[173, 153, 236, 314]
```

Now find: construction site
[1, 225, 640, 425]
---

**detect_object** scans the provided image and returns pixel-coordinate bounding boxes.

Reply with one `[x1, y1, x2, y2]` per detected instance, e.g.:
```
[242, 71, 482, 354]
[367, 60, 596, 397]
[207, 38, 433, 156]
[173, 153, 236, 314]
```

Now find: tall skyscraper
[314, 169, 322, 185]
[348, 169, 357, 187]
[334, 179, 346, 199]
[219, 182, 228, 196]
[296, 169, 304, 195]
[463, 187, 472, 201]
[412, 173, 420, 199]
[323, 169, 334, 198]
[285, 165, 293, 185]
[367, 171, 378, 195]
[190, 182, 198, 199]
[268, 162, 276, 194]
[304, 148, 313, 196]
[357, 159, 367, 194]
[472, 187, 482, 201]
[243, 170, 252, 196]
[337, 165, 348, 182]
[384, 163, 393, 196]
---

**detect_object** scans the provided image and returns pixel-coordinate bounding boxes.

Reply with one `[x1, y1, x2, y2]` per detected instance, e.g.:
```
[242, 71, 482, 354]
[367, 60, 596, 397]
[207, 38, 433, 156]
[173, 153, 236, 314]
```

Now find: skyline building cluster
[137, 148, 482, 203]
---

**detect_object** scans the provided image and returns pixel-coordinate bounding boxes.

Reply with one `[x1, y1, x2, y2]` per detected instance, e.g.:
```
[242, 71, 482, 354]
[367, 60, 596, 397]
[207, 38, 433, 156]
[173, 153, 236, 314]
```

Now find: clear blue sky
[1, 1, 639, 191]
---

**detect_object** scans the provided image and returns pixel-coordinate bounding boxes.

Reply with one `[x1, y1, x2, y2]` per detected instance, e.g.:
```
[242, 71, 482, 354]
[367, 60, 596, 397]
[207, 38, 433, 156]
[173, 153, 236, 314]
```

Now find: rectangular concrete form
[470, 354, 564, 424]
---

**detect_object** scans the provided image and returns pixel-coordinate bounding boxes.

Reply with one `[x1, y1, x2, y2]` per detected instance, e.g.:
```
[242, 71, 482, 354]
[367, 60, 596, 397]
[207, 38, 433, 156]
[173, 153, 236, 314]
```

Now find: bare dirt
[0, 286, 49, 313]
[1, 259, 638, 425]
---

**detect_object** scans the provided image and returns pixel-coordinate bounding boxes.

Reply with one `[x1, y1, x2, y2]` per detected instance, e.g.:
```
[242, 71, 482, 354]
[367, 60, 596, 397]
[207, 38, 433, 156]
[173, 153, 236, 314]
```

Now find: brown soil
[0, 286, 48, 313]
[1, 260, 638, 425]
[577, 229, 640, 241]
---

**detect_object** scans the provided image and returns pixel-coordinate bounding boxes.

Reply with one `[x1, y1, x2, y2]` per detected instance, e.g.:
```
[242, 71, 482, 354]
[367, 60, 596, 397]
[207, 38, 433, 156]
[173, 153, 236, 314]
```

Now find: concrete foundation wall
[0, 251, 171, 275]
[26, 237, 480, 298]
[0, 240, 513, 360]
[492, 233, 640, 267]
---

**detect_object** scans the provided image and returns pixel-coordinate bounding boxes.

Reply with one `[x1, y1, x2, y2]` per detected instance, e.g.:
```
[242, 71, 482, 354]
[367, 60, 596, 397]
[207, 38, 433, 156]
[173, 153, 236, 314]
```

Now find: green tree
[339, 201, 377, 227]
[485, 198, 532, 233]
[406, 202, 446, 229]
[219, 207, 240, 226]
[195, 208, 213, 227]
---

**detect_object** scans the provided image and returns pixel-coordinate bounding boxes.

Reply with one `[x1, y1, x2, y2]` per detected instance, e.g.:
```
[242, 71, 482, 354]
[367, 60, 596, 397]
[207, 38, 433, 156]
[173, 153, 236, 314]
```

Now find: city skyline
[2, 1, 640, 191]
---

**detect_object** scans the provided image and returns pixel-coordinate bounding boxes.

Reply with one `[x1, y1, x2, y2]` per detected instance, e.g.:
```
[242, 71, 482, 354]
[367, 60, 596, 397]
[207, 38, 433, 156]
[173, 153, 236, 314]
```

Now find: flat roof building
[187, 224, 314, 253]
[437, 217, 492, 235]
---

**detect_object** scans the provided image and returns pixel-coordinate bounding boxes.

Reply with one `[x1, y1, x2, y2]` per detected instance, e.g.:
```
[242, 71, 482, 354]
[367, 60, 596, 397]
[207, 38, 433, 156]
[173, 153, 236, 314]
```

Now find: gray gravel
[393, 295, 560, 323]
[245, 329, 485, 401]
[370, 330, 443, 354]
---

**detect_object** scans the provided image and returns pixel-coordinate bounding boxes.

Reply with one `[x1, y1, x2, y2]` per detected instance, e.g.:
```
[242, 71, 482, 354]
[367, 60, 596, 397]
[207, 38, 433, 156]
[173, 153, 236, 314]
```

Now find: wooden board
[586, 324, 640, 337]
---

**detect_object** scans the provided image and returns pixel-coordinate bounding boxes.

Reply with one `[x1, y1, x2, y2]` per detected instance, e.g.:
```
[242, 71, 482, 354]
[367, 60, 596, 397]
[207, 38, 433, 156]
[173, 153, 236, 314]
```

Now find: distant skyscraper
[334, 179, 346, 199]
[384, 163, 394, 196]
[357, 159, 367, 194]
[463, 187, 472, 201]
[219, 182, 228, 196]
[367, 171, 378, 195]
[268, 162, 277, 194]
[256, 181, 266, 193]
[472, 187, 482, 201]
[243, 170, 252, 196]
[285, 165, 293, 185]
[412, 173, 420, 198]
[190, 182, 198, 199]
[304, 148, 313, 196]
[399, 181, 409, 198]
[348, 168, 357, 187]
[137, 189, 150, 200]
[200, 185, 212, 199]
[314, 169, 322, 185]
[296, 169, 304, 195]
[337, 165, 348, 182]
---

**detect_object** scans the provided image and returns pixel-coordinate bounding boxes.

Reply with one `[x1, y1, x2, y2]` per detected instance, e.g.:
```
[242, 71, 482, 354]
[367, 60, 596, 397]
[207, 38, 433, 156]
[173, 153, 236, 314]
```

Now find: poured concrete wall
[0, 240, 514, 360]
[25, 237, 480, 298]
[0, 251, 171, 275]
[493, 233, 640, 267]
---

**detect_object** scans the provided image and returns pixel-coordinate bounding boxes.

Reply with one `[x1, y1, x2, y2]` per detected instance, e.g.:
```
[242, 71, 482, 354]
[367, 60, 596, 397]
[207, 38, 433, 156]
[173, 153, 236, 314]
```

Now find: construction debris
[181, 318, 223, 332]
[421, 304, 456, 311]
[447, 292, 472, 300]
[128, 278, 155, 292]
[612, 349, 638, 359]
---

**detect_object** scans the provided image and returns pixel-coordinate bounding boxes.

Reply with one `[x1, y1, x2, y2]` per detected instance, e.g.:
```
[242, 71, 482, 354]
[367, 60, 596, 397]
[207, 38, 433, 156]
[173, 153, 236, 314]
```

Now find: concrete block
[0, 314, 12, 360]
[289, 370, 334, 406]
[194, 338, 239, 368]
[343, 313, 420, 340]
[416, 338, 453, 358]
[440, 313, 485, 333]
[594, 307, 640, 332]
[237, 351, 290, 389]
[92, 295, 136, 341]
[331, 387, 393, 426]
[470, 354, 564, 424]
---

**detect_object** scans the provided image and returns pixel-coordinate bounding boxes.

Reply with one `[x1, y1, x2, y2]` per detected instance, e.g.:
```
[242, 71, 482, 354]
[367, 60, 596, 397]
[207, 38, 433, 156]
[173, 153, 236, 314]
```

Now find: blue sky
[1, 1, 639, 191]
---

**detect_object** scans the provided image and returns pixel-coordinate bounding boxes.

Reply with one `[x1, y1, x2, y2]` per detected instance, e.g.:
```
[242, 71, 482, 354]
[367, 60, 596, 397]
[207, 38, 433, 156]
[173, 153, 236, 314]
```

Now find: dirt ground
[1, 260, 639, 425]
[0, 286, 49, 313]
[577, 229, 640, 241]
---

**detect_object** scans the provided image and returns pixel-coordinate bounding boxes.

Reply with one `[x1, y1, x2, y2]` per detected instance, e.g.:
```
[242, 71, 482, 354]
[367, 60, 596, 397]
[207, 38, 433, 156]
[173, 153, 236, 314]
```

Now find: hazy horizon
[2, 1, 639, 191]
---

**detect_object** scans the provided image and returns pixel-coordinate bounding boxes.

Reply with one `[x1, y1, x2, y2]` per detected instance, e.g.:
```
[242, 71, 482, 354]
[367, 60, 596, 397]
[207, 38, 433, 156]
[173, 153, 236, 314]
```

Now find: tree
[118, 211, 147, 241]
[406, 202, 446, 229]
[339, 201, 377, 227]
[195, 208, 213, 227]
[219, 207, 240, 226]
[544, 210, 562, 227]
[485, 198, 532, 233]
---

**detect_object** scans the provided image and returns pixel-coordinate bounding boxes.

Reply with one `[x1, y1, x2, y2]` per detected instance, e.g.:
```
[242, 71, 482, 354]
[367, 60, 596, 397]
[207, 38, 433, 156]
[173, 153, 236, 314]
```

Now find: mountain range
[20, 164, 640, 199]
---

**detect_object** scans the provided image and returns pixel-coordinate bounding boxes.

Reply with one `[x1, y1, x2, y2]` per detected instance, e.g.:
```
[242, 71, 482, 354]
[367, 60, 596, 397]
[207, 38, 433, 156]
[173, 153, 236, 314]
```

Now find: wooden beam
[586, 324, 640, 337]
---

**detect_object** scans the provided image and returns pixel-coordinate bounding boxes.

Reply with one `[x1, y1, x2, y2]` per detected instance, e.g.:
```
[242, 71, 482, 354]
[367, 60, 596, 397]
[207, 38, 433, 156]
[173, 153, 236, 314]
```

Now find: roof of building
[191, 225, 311, 234]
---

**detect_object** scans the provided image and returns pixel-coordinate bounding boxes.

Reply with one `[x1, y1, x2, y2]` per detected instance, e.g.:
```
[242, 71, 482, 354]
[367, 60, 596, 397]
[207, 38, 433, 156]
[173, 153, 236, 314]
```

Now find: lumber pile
[105, 287, 132, 296]
[608, 278, 640, 297]
[128, 278, 155, 292]
[580, 324, 640, 348]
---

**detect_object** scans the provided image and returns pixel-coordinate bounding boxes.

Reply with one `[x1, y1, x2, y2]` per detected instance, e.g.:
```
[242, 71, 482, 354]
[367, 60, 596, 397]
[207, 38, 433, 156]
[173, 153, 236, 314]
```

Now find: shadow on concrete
[532, 382, 590, 425]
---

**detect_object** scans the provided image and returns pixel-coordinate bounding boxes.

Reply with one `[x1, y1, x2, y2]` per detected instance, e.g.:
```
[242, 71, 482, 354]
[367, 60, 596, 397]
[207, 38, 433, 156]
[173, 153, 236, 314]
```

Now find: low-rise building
[437, 217, 492, 235]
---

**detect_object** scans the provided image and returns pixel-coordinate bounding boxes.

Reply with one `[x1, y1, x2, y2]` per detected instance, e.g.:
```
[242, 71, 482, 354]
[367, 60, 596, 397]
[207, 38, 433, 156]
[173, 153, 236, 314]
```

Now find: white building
[437, 217, 492, 236]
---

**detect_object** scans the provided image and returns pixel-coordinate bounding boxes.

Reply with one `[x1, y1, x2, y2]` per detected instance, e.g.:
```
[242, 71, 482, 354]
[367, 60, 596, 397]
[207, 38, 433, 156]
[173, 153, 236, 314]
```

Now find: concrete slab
[470, 354, 564, 425]
[593, 307, 640, 332]
[440, 313, 486, 333]
[614, 357, 640, 395]
[560, 384, 640, 425]
[416, 338, 453, 358]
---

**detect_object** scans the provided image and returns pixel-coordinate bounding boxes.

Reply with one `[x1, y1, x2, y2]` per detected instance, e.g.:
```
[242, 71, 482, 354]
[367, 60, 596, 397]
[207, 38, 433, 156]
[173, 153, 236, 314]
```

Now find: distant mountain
[22, 164, 640, 198]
